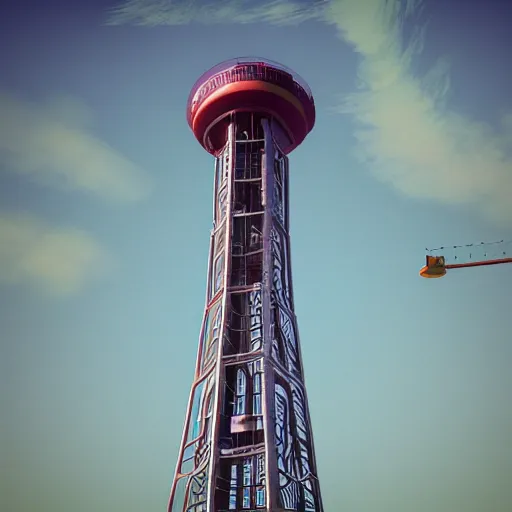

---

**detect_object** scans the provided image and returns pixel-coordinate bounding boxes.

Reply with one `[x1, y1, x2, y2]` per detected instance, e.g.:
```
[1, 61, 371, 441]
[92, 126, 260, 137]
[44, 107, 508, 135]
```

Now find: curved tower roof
[187, 57, 316, 155]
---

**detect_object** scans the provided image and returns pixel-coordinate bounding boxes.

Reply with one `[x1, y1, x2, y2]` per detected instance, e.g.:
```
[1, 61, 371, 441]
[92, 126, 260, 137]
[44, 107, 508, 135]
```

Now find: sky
[1, 0, 511, 511]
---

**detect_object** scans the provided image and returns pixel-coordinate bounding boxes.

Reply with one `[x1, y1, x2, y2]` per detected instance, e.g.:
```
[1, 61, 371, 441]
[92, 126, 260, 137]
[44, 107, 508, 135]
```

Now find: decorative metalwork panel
[200, 299, 223, 372]
[272, 304, 302, 379]
[249, 290, 263, 352]
[217, 182, 228, 224]
[210, 225, 226, 299]
[272, 155, 286, 227]
[185, 373, 215, 453]
[275, 383, 299, 508]
[289, 380, 313, 480]
[171, 372, 216, 512]
[274, 379, 319, 512]
[270, 225, 292, 311]
[216, 148, 230, 224]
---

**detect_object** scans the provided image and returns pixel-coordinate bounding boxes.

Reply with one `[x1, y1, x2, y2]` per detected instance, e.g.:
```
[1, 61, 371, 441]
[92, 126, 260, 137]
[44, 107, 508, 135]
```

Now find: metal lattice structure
[168, 58, 323, 512]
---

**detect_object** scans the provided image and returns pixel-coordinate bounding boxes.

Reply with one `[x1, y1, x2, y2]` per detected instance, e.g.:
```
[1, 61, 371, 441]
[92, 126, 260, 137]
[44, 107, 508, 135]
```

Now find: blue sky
[2, 1, 512, 511]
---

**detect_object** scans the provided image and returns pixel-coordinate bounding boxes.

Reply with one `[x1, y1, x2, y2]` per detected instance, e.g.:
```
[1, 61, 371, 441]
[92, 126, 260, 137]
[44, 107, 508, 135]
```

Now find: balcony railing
[187, 59, 314, 126]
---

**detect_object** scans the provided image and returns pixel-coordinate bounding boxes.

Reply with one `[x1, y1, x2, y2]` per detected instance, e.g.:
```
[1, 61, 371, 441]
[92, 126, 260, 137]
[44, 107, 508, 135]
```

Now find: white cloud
[106, 0, 326, 25]
[0, 92, 150, 203]
[106, 0, 512, 224]
[325, 0, 512, 224]
[0, 214, 109, 296]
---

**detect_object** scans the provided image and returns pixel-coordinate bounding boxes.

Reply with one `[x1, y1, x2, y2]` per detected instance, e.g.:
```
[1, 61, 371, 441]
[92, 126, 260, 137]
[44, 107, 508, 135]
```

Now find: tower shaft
[169, 113, 323, 512]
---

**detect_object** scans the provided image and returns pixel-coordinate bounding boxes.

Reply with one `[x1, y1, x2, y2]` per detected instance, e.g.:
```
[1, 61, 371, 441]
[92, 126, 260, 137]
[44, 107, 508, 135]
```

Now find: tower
[168, 57, 323, 512]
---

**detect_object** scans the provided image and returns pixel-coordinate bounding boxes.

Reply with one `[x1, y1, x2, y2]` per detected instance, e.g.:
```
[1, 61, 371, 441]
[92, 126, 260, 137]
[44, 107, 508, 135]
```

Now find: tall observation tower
[168, 57, 323, 512]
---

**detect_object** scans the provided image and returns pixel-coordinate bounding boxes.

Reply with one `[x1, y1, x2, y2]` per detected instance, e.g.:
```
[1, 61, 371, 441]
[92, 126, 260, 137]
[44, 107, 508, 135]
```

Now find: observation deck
[187, 57, 316, 155]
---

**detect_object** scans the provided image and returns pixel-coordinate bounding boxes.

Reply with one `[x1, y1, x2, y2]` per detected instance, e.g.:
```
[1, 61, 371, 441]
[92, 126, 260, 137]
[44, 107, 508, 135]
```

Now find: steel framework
[168, 58, 323, 512]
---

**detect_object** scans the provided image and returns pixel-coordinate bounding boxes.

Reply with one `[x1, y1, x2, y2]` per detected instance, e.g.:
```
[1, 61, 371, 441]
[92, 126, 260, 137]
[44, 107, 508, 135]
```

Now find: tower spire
[168, 58, 323, 512]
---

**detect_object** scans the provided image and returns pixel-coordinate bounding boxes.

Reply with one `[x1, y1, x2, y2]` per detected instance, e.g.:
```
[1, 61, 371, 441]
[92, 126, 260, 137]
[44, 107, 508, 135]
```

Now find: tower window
[235, 369, 247, 415]
[242, 458, 253, 508]
[242, 487, 250, 508]
[256, 487, 265, 507]
[243, 458, 253, 484]
[227, 456, 266, 510]
[229, 464, 237, 510]
[253, 373, 262, 415]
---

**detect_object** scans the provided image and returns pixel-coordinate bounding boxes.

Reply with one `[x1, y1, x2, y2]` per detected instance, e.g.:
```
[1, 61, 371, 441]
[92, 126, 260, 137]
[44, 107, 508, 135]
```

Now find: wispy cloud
[325, 0, 512, 224]
[107, 0, 512, 224]
[0, 92, 150, 203]
[106, 0, 326, 25]
[0, 214, 109, 296]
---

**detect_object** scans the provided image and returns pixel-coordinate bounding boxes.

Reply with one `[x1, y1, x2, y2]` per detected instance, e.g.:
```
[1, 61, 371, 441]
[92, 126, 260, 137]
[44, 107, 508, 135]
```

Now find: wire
[426, 239, 506, 253]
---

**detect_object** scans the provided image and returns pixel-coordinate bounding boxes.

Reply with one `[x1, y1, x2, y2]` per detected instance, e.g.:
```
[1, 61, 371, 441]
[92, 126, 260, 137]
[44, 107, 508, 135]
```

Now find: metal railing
[187, 60, 313, 126]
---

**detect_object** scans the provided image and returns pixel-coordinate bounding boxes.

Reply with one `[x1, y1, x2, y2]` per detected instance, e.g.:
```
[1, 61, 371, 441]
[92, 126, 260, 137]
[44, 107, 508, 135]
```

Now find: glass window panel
[236, 370, 246, 394]
[253, 394, 261, 415]
[242, 488, 250, 508]
[229, 490, 237, 510]
[187, 379, 206, 442]
[257, 455, 265, 484]
[236, 396, 245, 415]
[256, 487, 265, 507]
[243, 460, 252, 485]
[253, 373, 261, 392]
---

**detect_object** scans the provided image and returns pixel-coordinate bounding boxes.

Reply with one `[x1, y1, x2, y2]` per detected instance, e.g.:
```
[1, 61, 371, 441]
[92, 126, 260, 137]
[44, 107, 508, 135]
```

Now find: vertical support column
[279, 157, 324, 512]
[260, 118, 280, 511]
[206, 122, 235, 512]
[167, 159, 220, 512]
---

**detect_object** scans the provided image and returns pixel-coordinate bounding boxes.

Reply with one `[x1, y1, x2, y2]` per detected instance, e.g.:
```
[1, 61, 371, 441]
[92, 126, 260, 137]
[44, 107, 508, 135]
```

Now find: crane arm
[419, 240, 512, 278]
[445, 257, 512, 270]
